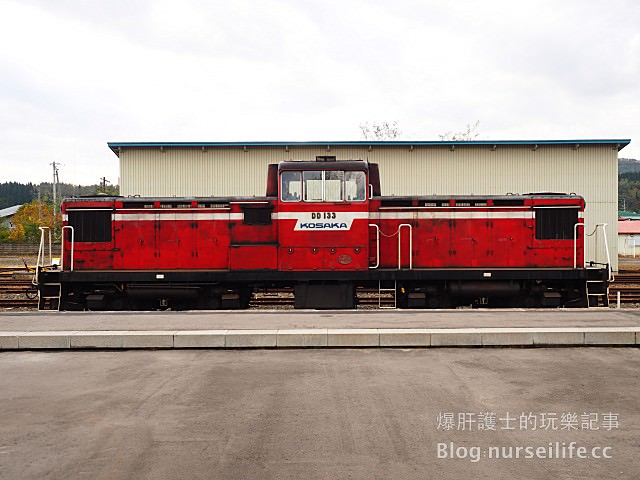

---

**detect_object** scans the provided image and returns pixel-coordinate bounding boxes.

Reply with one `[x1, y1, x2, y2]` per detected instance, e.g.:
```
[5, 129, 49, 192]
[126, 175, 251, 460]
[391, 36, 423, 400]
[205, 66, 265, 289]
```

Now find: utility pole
[38, 185, 42, 221]
[50, 162, 60, 216]
[99, 177, 110, 194]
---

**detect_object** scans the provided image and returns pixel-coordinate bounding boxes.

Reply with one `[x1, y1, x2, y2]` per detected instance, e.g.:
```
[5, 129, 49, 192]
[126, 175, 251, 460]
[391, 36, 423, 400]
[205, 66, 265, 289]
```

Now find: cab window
[281, 171, 301, 202]
[325, 171, 344, 202]
[345, 171, 366, 201]
[303, 171, 323, 202]
[282, 169, 367, 203]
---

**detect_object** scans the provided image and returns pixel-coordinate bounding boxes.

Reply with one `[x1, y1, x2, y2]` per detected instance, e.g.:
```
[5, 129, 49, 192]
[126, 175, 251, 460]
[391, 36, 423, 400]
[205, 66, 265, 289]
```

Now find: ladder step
[378, 280, 397, 309]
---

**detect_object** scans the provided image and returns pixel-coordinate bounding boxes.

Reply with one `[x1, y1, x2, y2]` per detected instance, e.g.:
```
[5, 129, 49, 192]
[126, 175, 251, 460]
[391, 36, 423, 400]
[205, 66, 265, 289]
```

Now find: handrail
[368, 224, 380, 269]
[33, 227, 51, 286]
[61, 225, 75, 271]
[573, 222, 584, 268]
[600, 223, 613, 282]
[584, 223, 614, 282]
[47, 227, 52, 266]
[398, 223, 413, 270]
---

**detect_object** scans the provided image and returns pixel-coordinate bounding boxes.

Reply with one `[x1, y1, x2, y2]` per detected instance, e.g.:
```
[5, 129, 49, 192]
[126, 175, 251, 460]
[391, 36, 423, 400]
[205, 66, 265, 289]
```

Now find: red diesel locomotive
[36, 158, 611, 310]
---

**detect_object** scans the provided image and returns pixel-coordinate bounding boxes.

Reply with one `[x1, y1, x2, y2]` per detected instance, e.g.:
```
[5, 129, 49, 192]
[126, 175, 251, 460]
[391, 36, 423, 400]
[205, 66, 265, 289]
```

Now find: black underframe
[40, 267, 607, 285]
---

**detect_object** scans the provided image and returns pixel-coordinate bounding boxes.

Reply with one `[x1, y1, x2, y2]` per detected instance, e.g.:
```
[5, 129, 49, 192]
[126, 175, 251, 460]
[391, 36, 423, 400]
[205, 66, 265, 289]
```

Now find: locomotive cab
[274, 158, 373, 308]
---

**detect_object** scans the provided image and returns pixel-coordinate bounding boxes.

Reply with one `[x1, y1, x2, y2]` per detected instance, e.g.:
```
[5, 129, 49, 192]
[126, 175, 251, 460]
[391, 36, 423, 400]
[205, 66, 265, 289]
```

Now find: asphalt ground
[2, 309, 640, 332]
[0, 348, 638, 480]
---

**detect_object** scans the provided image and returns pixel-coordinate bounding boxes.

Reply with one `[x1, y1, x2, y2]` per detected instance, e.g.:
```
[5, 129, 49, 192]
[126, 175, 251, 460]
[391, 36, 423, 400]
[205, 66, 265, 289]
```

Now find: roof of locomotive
[62, 196, 274, 204]
[62, 193, 584, 206]
[377, 193, 585, 202]
[278, 160, 368, 171]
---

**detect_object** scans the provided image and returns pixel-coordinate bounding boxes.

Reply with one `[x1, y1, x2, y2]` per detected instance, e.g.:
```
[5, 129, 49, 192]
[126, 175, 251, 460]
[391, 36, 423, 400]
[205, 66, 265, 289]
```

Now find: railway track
[249, 288, 395, 308]
[608, 272, 640, 304]
[0, 298, 37, 308]
[0, 280, 34, 294]
[611, 272, 640, 282]
[0, 267, 32, 273]
[0, 267, 38, 309]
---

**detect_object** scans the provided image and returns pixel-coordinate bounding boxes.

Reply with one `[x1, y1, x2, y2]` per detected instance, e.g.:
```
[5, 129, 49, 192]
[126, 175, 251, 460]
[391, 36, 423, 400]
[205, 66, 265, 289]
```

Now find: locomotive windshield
[303, 171, 323, 201]
[281, 170, 365, 203]
[281, 171, 301, 202]
[345, 171, 366, 201]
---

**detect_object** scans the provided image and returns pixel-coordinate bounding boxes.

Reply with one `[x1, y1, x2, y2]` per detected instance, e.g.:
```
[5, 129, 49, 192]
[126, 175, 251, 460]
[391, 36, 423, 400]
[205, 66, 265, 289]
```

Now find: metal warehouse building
[108, 139, 630, 270]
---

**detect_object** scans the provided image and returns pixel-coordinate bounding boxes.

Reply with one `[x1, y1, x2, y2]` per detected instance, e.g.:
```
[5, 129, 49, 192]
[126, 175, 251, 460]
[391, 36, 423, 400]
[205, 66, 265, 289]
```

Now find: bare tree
[360, 121, 401, 140]
[438, 120, 480, 141]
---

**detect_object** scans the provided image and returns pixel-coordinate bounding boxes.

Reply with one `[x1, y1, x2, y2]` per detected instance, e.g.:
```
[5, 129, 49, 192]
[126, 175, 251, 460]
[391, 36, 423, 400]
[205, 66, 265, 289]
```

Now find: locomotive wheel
[196, 293, 222, 310]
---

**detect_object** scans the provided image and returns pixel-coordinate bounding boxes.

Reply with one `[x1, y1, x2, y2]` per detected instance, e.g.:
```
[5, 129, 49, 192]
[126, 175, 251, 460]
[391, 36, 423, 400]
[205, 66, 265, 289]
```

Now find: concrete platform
[0, 326, 638, 350]
[1, 309, 639, 350]
[2, 308, 640, 331]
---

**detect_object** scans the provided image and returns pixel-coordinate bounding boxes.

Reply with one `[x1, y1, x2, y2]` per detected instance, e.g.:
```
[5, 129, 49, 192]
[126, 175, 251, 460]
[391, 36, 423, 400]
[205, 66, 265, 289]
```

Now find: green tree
[0, 182, 36, 209]
[0, 223, 11, 242]
[619, 172, 640, 213]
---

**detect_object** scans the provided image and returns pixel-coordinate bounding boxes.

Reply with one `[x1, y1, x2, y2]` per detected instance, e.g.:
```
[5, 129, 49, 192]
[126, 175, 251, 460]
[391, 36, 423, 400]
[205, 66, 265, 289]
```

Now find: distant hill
[0, 182, 36, 210]
[619, 158, 640, 175]
[619, 158, 640, 213]
[0, 182, 119, 210]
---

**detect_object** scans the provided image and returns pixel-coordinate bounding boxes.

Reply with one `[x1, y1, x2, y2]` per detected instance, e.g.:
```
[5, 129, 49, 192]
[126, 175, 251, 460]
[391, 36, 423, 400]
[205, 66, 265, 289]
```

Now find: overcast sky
[1, 0, 638, 185]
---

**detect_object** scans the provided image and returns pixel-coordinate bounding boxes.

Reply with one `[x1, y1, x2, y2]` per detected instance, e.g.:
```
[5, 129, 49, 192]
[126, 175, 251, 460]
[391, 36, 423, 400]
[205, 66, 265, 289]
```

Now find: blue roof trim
[108, 139, 631, 156]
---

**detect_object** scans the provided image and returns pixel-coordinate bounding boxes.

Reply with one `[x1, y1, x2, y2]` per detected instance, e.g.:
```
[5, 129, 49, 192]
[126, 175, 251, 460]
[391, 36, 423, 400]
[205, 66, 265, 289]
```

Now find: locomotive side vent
[122, 202, 154, 209]
[381, 199, 413, 207]
[493, 199, 525, 206]
[535, 207, 578, 240]
[198, 203, 229, 209]
[454, 199, 488, 207]
[241, 204, 274, 225]
[160, 202, 191, 209]
[67, 210, 112, 242]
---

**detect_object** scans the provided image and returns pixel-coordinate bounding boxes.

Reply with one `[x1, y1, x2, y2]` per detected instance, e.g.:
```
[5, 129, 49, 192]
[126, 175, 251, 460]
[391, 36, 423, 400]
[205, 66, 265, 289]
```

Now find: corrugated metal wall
[119, 144, 619, 269]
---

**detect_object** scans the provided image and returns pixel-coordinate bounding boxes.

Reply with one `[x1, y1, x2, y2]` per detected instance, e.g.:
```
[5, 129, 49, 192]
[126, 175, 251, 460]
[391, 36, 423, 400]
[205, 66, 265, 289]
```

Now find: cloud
[0, 0, 637, 184]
